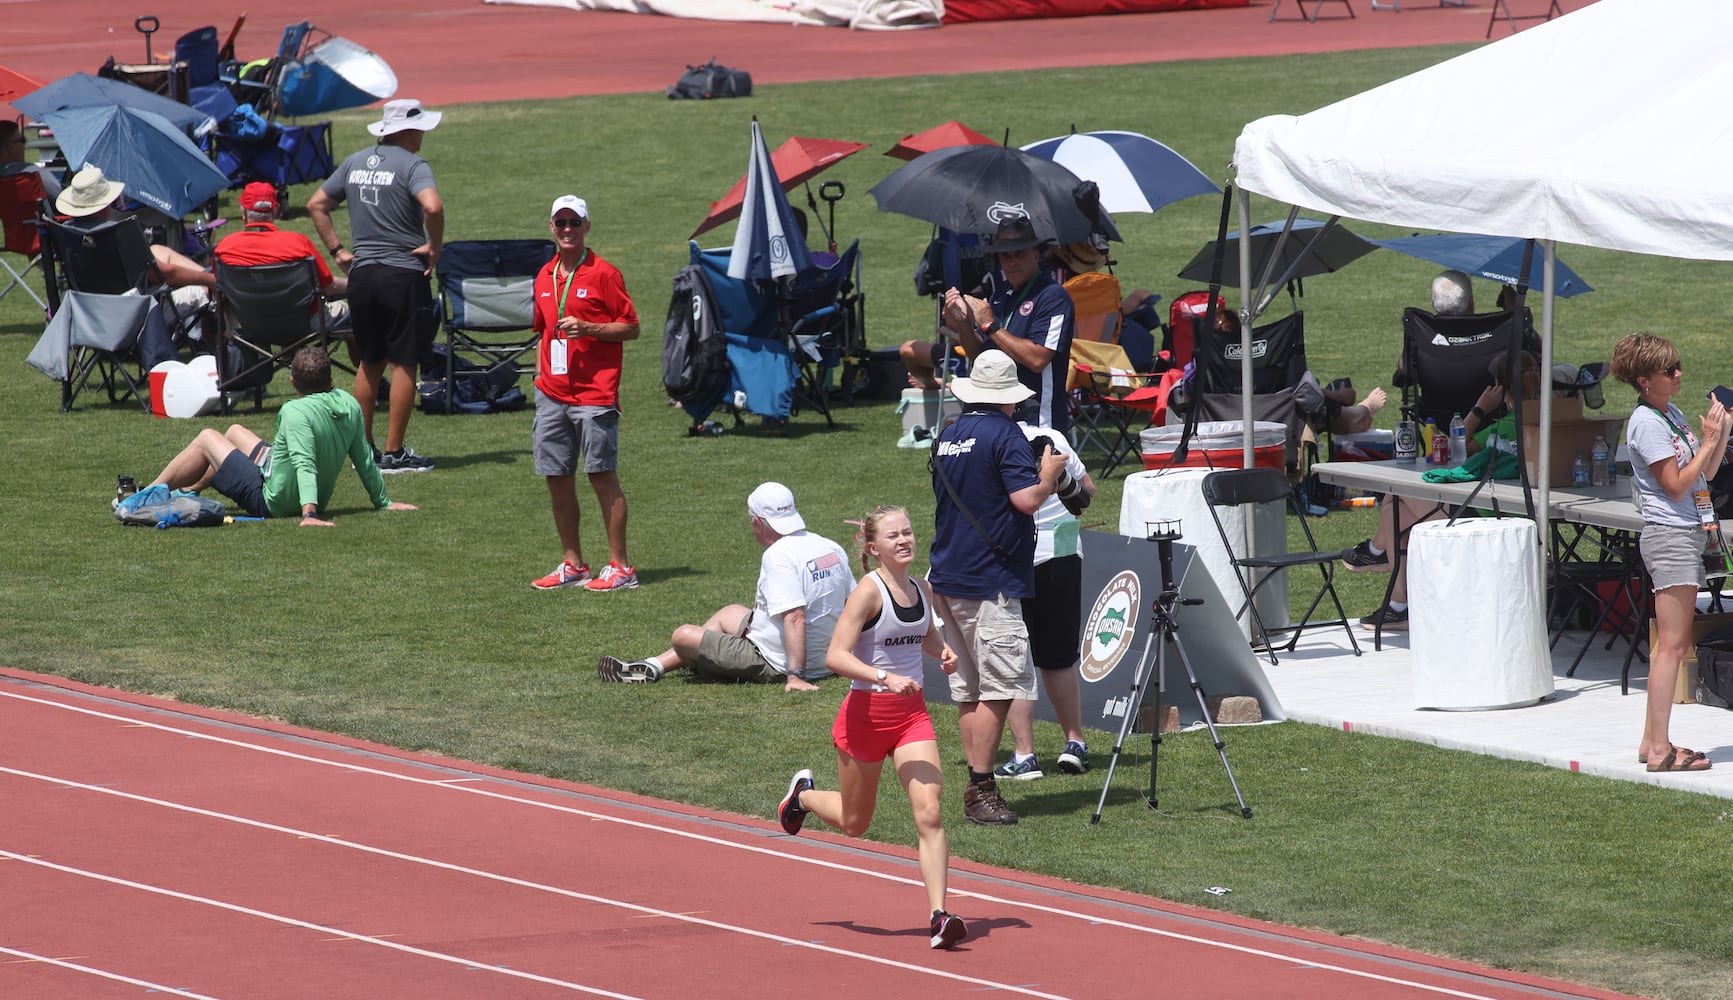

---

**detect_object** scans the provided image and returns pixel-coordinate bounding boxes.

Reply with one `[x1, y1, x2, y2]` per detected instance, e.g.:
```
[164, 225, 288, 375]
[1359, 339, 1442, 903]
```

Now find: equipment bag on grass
[667, 59, 752, 100]
[417, 343, 525, 414]
[114, 484, 227, 529]
[662, 263, 727, 404]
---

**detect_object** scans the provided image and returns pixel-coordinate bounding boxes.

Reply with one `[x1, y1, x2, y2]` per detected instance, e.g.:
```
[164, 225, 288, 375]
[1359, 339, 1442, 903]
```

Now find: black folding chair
[38, 216, 171, 410]
[1201, 467, 1363, 665]
[212, 257, 342, 412]
[1397, 307, 1534, 429]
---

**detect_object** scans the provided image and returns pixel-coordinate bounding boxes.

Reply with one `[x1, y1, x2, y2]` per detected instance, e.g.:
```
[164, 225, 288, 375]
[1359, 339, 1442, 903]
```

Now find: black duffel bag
[1693, 622, 1733, 709]
[667, 59, 752, 100]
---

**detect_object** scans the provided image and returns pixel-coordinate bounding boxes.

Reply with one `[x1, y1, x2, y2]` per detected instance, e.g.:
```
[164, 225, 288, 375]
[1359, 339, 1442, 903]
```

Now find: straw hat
[1051, 239, 1105, 275]
[56, 164, 125, 218]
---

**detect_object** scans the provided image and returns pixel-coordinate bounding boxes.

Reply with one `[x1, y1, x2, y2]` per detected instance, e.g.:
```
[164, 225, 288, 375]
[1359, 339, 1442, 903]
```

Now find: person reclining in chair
[0, 120, 61, 201]
[55, 166, 215, 295]
[135, 346, 416, 526]
[212, 182, 350, 333]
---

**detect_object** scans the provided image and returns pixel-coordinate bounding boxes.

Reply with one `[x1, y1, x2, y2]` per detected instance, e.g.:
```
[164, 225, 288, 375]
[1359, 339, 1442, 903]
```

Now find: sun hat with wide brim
[983, 214, 1048, 254]
[951, 349, 1034, 406]
[56, 164, 126, 218]
[367, 99, 443, 137]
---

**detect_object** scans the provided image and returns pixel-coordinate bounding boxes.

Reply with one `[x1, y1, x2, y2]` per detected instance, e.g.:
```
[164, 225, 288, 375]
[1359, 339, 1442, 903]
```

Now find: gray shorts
[533, 390, 619, 476]
[693, 629, 782, 683]
[932, 591, 1036, 703]
[1641, 522, 1708, 592]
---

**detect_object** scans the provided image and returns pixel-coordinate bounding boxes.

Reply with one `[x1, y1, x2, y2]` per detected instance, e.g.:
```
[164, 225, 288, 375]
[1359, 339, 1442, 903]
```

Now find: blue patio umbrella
[43, 104, 229, 218]
[1369, 234, 1594, 298]
[1020, 130, 1219, 215]
[728, 118, 812, 283]
[15, 72, 215, 135]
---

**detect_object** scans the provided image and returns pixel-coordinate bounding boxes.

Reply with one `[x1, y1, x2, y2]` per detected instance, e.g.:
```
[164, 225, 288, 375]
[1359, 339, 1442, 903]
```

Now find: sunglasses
[1662, 364, 1683, 377]
[552, 218, 586, 229]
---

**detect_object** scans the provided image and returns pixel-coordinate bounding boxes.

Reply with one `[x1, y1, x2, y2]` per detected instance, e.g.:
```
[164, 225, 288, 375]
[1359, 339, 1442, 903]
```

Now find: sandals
[1645, 747, 1713, 773]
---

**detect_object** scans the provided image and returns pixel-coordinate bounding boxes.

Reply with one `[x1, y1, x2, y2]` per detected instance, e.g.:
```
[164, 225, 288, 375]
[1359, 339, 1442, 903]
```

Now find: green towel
[1421, 432, 1523, 483]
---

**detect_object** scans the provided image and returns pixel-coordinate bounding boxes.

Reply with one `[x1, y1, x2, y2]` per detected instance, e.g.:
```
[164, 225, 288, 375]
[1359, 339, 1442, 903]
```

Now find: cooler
[1140, 420, 1285, 472]
[899, 388, 960, 435]
[1329, 429, 1394, 462]
[148, 355, 221, 419]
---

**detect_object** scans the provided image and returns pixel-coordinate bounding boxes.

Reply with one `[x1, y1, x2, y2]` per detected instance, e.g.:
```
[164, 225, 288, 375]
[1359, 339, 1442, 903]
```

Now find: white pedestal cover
[1409, 518, 1554, 710]
[1119, 468, 1287, 641]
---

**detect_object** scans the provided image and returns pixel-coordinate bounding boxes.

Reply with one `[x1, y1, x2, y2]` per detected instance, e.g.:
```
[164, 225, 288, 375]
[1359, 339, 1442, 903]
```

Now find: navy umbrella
[870, 143, 1120, 246]
[44, 105, 229, 218]
[728, 118, 813, 282]
[15, 72, 215, 135]
[1178, 218, 1377, 286]
[1369, 233, 1593, 298]
[1020, 130, 1219, 215]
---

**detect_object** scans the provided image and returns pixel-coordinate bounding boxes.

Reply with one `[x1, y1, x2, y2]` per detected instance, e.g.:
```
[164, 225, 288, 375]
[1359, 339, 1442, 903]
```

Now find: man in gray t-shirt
[308, 99, 446, 474]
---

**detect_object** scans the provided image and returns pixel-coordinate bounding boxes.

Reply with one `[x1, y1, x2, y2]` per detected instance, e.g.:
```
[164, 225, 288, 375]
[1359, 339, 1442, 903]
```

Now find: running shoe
[377, 445, 434, 474]
[778, 769, 814, 835]
[1056, 741, 1090, 775]
[1340, 539, 1389, 571]
[597, 655, 663, 683]
[1359, 604, 1409, 631]
[929, 910, 968, 949]
[993, 754, 1044, 781]
[531, 560, 591, 590]
[584, 562, 639, 592]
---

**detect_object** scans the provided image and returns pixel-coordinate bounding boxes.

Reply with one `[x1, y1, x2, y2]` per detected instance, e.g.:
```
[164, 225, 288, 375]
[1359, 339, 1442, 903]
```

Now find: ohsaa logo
[1080, 570, 1140, 683]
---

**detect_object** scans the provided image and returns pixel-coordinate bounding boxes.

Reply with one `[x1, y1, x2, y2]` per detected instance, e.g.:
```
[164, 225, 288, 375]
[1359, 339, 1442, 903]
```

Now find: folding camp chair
[434, 239, 555, 414]
[780, 239, 862, 424]
[0, 171, 48, 310]
[25, 290, 152, 412]
[1397, 307, 1533, 428]
[1201, 466, 1362, 665]
[1191, 309, 1312, 473]
[212, 257, 344, 412]
[1067, 340, 1167, 478]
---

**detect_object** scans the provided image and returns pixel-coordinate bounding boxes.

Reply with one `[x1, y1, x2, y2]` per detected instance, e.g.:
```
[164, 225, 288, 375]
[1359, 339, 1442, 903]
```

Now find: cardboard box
[1648, 612, 1733, 704]
[1520, 413, 1621, 484]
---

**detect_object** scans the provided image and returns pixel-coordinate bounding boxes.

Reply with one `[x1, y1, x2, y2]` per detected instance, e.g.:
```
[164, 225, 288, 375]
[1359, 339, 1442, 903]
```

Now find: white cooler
[1408, 518, 1553, 710]
[1119, 467, 1288, 642]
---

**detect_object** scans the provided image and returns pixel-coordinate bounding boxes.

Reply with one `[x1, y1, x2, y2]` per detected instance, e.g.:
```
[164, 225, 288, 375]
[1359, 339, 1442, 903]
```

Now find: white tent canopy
[1234, 0, 1733, 262]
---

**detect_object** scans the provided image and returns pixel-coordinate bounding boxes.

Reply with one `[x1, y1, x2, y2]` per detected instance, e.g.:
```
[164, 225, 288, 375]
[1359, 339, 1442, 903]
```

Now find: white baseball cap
[550, 195, 588, 221]
[747, 482, 805, 534]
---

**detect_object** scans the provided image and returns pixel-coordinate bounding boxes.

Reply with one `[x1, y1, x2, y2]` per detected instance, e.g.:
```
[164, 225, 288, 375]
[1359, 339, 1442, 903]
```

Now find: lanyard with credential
[555, 248, 590, 327]
[993, 274, 1038, 329]
[1645, 401, 1732, 568]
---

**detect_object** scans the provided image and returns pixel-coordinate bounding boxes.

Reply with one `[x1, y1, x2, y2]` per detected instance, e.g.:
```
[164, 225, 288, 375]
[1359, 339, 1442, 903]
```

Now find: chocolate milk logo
[1080, 570, 1140, 684]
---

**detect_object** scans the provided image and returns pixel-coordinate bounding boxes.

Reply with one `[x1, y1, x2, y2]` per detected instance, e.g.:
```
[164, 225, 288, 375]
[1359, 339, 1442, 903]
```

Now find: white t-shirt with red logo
[747, 530, 856, 680]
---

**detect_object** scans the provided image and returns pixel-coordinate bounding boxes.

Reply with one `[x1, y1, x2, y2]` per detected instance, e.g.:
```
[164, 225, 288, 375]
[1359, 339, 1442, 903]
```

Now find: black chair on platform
[1397, 307, 1534, 429]
[1201, 466, 1363, 665]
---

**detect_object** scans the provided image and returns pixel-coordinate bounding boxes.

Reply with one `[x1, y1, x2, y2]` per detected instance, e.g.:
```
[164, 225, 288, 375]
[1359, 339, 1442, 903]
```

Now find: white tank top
[849, 571, 929, 691]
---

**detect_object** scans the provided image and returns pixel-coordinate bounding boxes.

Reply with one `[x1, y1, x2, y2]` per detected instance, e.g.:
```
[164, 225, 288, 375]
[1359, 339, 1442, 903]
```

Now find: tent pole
[1237, 187, 1255, 468]
[1537, 241, 1557, 636]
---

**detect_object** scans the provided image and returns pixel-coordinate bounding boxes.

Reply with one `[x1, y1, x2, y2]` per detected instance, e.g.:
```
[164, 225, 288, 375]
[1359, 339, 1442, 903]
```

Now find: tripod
[1091, 522, 1253, 824]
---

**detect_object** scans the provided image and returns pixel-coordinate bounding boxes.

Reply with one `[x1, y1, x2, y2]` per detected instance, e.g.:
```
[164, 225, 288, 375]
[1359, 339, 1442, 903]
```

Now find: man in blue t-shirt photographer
[928, 349, 1064, 826]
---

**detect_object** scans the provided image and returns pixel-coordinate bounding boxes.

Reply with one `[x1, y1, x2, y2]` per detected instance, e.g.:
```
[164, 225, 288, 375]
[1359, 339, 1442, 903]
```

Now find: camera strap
[929, 419, 1017, 567]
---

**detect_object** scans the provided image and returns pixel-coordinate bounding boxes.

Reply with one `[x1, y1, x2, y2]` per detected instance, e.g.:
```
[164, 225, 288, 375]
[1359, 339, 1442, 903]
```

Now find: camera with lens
[1029, 433, 1091, 516]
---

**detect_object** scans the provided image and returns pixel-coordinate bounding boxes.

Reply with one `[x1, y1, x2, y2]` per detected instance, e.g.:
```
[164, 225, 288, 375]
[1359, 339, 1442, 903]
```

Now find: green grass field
[3, 44, 1732, 998]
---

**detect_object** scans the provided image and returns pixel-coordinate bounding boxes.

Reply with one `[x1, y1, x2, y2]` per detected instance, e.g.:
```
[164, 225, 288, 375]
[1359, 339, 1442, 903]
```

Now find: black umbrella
[870, 144, 1120, 245]
[1177, 217, 1376, 287]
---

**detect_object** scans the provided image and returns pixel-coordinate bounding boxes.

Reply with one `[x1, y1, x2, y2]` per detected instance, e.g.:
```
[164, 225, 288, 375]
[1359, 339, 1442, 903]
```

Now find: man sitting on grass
[137, 346, 416, 526]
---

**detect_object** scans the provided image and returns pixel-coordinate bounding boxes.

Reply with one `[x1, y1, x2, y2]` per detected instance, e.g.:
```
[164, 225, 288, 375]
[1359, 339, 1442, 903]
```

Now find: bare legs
[799, 740, 949, 916]
[1643, 584, 1696, 762]
[958, 699, 1011, 774]
[150, 425, 263, 492]
[546, 470, 630, 571]
[352, 359, 418, 453]
[1005, 667, 1084, 758]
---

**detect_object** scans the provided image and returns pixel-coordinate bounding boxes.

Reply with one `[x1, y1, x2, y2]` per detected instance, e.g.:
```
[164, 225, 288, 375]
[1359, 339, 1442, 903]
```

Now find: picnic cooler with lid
[1140, 420, 1285, 472]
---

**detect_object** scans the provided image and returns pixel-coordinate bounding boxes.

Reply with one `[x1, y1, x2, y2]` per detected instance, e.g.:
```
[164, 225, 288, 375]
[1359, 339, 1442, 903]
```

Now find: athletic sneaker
[993, 754, 1044, 781]
[929, 910, 968, 950]
[597, 655, 663, 683]
[531, 560, 591, 590]
[585, 562, 639, 592]
[1340, 539, 1389, 571]
[962, 778, 1017, 825]
[1057, 741, 1090, 775]
[1360, 604, 1409, 631]
[777, 769, 815, 835]
[377, 445, 434, 474]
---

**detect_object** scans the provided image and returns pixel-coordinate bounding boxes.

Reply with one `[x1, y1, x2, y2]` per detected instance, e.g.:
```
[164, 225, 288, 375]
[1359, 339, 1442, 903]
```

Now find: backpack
[666, 59, 752, 100]
[417, 343, 525, 414]
[114, 484, 227, 528]
[1694, 622, 1733, 710]
[662, 264, 728, 404]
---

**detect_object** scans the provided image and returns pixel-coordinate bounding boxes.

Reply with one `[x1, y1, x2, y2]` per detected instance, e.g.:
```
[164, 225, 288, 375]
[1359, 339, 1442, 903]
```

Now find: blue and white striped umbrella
[729, 118, 812, 282]
[1020, 130, 1219, 215]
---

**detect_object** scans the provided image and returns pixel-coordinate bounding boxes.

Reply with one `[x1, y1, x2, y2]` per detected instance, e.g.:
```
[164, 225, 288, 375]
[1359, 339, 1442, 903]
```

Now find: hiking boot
[1341, 539, 1389, 571]
[993, 754, 1044, 781]
[929, 909, 968, 949]
[962, 778, 1017, 825]
[377, 445, 434, 474]
[777, 769, 814, 835]
[585, 562, 639, 592]
[597, 655, 663, 683]
[531, 560, 591, 590]
[1360, 604, 1409, 631]
[1057, 741, 1090, 775]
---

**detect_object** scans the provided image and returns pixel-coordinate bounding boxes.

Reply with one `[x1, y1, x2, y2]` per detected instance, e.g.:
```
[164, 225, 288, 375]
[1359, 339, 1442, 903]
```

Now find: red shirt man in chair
[213, 183, 346, 296]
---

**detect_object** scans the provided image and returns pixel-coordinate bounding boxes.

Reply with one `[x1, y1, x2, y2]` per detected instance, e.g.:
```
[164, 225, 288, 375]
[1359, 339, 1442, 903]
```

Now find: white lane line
[0, 945, 226, 999]
[0, 849, 641, 998]
[0, 768, 1070, 999]
[4, 689, 1517, 1000]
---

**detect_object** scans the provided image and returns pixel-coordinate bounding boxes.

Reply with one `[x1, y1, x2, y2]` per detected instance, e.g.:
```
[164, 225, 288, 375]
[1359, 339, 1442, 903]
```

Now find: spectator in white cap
[529, 195, 643, 593]
[597, 481, 855, 692]
[307, 98, 445, 473]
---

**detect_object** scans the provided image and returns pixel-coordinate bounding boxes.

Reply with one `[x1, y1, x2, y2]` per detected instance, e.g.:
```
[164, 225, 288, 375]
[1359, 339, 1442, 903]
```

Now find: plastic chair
[0, 171, 48, 310]
[1201, 467, 1362, 665]
[212, 257, 341, 412]
[434, 239, 555, 414]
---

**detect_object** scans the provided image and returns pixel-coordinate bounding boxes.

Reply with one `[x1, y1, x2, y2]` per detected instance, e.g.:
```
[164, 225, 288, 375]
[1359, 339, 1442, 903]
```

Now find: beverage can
[1395, 420, 1418, 463]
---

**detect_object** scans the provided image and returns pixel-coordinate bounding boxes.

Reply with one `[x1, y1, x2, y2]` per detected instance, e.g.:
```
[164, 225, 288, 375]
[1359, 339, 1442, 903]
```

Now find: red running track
[0, 669, 1632, 1000]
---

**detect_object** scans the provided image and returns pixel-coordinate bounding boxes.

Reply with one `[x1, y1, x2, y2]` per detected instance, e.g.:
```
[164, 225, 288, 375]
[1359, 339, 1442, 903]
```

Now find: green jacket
[261, 389, 390, 517]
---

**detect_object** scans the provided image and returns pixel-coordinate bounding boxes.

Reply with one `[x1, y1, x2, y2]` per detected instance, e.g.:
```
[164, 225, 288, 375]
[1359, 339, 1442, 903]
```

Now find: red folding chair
[0, 171, 48, 310]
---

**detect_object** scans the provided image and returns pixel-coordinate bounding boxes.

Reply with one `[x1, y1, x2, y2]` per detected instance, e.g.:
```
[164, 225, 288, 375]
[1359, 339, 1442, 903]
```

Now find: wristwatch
[875, 668, 888, 684]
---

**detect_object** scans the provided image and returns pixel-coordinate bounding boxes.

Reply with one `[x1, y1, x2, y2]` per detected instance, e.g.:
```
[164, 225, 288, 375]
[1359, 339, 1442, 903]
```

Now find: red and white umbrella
[691, 135, 868, 239]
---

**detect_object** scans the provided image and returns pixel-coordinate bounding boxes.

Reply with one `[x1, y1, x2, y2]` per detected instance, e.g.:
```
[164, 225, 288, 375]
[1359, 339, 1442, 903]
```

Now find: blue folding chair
[434, 239, 555, 414]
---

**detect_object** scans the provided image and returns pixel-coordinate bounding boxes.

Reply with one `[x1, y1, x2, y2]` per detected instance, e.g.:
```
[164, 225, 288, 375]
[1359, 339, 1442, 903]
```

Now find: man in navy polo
[928, 349, 1064, 826]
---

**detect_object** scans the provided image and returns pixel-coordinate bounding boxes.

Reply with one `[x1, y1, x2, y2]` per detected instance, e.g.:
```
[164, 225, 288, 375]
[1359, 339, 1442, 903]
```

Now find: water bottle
[1571, 450, 1590, 487]
[1394, 418, 1418, 464]
[1590, 435, 1610, 487]
[1448, 412, 1467, 466]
